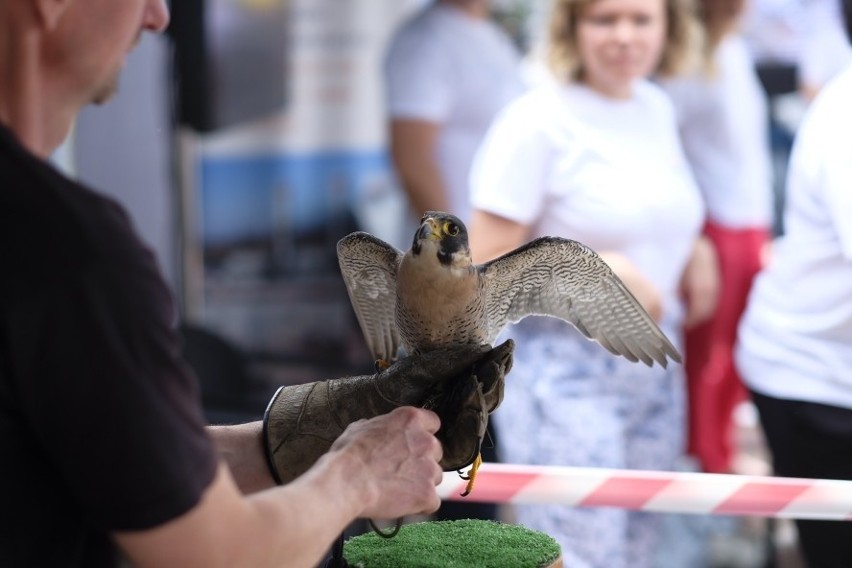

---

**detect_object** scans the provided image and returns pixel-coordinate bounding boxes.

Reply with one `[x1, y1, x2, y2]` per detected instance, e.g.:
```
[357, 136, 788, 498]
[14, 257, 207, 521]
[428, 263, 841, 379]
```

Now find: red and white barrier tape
[438, 463, 852, 520]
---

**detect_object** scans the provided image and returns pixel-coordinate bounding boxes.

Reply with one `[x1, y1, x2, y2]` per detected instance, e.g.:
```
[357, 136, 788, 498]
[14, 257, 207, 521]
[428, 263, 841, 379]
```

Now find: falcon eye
[444, 221, 460, 236]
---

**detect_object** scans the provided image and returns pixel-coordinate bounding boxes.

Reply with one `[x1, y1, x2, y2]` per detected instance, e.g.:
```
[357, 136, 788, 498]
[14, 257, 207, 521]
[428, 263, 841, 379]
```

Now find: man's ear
[31, 0, 73, 31]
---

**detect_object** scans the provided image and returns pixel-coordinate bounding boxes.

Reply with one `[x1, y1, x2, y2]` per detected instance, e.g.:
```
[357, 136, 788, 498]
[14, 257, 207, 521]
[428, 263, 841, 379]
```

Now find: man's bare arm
[208, 422, 274, 495]
[114, 408, 443, 568]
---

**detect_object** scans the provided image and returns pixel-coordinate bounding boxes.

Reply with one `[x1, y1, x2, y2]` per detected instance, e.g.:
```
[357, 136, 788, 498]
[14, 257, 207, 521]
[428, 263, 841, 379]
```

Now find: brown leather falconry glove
[263, 339, 514, 484]
[430, 339, 511, 472]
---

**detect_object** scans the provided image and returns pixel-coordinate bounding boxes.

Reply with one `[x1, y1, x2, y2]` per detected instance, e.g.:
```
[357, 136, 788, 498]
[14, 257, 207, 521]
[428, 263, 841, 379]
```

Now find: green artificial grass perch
[343, 519, 562, 568]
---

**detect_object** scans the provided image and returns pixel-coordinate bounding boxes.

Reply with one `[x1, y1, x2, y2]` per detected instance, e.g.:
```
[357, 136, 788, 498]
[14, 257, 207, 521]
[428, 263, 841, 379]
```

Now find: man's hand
[330, 407, 444, 519]
[263, 341, 514, 484]
[117, 410, 446, 568]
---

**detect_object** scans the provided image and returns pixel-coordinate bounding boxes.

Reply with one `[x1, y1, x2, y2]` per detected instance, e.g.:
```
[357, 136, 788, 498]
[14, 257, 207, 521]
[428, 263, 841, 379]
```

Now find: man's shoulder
[0, 140, 142, 291]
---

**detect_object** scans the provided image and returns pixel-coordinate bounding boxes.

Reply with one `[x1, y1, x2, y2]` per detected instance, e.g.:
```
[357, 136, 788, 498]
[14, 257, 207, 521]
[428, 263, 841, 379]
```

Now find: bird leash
[324, 530, 349, 568]
[325, 518, 402, 568]
[368, 517, 403, 538]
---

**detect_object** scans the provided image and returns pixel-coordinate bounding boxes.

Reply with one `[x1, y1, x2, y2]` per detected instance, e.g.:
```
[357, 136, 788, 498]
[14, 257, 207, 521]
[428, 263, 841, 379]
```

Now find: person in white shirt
[735, 4, 852, 564]
[659, 0, 774, 475]
[384, 0, 525, 224]
[467, 1, 714, 567]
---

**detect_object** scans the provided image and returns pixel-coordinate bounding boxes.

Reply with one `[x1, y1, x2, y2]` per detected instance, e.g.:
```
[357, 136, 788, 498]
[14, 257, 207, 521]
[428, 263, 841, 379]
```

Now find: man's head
[40, 0, 170, 105]
[844, 0, 852, 43]
[0, 0, 169, 155]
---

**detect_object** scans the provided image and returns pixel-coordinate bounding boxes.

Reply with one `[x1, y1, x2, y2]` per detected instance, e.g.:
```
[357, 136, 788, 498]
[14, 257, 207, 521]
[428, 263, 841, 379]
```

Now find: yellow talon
[374, 359, 392, 372]
[460, 453, 482, 497]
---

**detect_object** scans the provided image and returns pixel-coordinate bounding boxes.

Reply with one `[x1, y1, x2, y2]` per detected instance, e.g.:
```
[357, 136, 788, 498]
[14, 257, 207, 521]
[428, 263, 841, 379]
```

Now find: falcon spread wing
[337, 232, 404, 362]
[479, 237, 681, 367]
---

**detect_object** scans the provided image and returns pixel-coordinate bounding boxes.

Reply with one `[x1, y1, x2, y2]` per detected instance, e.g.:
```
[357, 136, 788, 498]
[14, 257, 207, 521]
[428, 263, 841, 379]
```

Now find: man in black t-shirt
[0, 1, 512, 567]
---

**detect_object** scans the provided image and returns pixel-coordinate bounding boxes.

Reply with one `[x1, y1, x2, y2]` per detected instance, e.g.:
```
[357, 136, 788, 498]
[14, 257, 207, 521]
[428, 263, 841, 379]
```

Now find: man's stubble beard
[91, 72, 120, 105]
[91, 33, 139, 105]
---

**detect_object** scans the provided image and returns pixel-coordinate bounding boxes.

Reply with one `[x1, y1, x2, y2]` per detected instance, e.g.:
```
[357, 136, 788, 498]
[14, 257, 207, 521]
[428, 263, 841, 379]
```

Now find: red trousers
[685, 221, 768, 473]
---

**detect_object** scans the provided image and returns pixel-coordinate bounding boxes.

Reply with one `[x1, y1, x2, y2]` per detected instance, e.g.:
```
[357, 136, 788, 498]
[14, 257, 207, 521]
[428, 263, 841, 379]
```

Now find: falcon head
[411, 211, 472, 268]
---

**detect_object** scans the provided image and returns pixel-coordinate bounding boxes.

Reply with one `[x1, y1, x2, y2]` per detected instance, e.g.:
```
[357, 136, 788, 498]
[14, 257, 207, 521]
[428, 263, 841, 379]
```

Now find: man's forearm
[116, 460, 368, 568]
[208, 422, 276, 494]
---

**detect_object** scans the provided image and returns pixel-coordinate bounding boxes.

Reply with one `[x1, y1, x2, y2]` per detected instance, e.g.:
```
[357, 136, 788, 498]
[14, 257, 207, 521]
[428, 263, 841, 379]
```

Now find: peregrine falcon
[338, 211, 681, 493]
[337, 211, 681, 369]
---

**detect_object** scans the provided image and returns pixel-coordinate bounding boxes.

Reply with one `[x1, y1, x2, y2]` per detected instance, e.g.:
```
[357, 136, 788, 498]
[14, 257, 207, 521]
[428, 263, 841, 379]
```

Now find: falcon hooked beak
[412, 211, 473, 269]
[417, 216, 442, 241]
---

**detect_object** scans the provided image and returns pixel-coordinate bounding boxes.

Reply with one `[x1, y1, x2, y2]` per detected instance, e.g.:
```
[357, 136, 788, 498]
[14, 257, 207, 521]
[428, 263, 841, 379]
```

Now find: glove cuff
[262, 386, 285, 485]
[262, 375, 396, 484]
[263, 381, 346, 485]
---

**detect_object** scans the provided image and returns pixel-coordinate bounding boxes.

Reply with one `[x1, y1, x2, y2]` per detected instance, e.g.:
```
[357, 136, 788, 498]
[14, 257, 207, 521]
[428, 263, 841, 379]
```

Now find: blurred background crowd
[55, 0, 852, 566]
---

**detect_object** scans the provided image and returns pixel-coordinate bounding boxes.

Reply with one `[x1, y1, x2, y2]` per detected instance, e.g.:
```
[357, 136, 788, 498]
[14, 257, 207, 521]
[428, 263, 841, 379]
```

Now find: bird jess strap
[262, 341, 513, 485]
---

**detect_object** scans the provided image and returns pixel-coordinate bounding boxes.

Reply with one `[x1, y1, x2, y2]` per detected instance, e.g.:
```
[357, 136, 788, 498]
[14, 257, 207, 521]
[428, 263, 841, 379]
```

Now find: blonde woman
[468, 1, 712, 566]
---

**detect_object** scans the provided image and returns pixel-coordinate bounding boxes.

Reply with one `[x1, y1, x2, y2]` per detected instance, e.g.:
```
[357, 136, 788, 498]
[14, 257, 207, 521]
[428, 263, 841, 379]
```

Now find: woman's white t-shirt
[470, 80, 704, 326]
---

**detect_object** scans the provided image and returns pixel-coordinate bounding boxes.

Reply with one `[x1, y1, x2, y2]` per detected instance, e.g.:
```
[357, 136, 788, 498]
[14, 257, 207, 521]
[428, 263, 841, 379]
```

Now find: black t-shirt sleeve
[8, 206, 218, 531]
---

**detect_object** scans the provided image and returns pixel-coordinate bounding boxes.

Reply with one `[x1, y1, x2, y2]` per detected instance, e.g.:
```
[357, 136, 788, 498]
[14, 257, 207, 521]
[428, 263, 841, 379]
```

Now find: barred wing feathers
[337, 232, 404, 363]
[479, 237, 681, 368]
